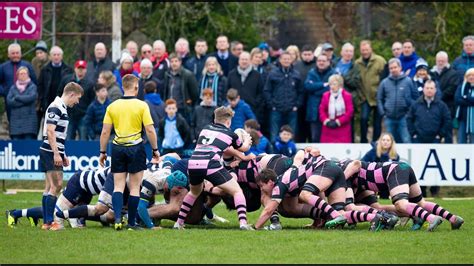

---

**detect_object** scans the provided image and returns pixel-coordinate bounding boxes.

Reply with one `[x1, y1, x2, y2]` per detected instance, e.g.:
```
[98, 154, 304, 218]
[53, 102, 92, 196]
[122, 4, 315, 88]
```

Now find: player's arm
[255, 199, 280, 229]
[99, 123, 112, 167]
[225, 146, 255, 161]
[344, 160, 361, 180]
[46, 124, 63, 167]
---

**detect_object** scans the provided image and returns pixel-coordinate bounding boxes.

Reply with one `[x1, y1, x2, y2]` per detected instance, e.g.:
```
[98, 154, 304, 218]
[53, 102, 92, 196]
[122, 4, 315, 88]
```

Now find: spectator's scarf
[15, 78, 31, 94]
[119, 67, 134, 78]
[200, 72, 220, 105]
[455, 81, 474, 134]
[328, 88, 346, 119]
[153, 52, 169, 70]
[237, 66, 252, 84]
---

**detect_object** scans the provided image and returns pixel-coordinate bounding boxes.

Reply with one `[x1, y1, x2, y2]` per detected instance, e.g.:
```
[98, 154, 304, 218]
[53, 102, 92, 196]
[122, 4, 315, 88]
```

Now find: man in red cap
[58, 59, 95, 140]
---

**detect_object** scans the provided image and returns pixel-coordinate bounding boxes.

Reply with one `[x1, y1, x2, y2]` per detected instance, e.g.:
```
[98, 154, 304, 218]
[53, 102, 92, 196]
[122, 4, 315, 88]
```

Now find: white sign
[296, 143, 474, 186]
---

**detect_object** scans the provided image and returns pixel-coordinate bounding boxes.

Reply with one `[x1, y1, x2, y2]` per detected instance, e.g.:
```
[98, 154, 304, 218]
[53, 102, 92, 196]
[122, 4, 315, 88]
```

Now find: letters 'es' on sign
[0, 2, 43, 40]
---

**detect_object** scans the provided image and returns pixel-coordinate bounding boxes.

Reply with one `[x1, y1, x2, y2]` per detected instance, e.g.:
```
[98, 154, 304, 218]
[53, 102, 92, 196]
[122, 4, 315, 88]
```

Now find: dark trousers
[360, 101, 382, 143]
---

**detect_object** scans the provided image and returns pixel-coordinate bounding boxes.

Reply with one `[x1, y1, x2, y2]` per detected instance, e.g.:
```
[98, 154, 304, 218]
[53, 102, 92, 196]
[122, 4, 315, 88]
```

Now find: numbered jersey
[192, 123, 243, 162]
[140, 161, 173, 201]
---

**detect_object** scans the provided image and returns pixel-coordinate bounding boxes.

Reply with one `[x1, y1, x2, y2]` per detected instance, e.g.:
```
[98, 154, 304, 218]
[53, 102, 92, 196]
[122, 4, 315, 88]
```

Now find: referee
[99, 74, 160, 231]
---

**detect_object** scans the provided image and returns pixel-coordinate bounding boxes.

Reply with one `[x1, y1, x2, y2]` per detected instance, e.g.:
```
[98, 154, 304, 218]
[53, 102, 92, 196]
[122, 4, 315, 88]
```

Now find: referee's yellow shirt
[103, 97, 154, 146]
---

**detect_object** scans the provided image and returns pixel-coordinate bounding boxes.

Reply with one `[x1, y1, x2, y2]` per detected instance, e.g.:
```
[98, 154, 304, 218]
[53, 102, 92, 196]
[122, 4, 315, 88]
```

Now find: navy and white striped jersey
[140, 162, 174, 200]
[79, 167, 110, 195]
[40, 96, 69, 154]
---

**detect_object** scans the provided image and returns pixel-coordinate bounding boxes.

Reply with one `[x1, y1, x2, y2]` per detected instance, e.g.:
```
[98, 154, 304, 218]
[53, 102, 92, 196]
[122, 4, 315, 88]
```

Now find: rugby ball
[234, 128, 248, 141]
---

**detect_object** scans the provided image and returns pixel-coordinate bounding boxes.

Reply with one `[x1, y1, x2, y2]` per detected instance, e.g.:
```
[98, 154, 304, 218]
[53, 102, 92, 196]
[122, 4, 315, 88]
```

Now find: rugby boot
[6, 210, 17, 228]
[451, 216, 464, 230]
[324, 215, 347, 229]
[427, 216, 443, 232]
[379, 210, 399, 230]
[369, 214, 383, 232]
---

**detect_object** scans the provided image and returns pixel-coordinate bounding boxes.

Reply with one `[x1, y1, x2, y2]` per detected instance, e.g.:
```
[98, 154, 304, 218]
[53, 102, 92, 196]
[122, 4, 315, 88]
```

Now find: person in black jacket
[158, 98, 191, 157]
[407, 80, 451, 197]
[210, 35, 238, 77]
[263, 52, 304, 143]
[58, 60, 95, 140]
[163, 53, 199, 125]
[85, 42, 116, 84]
[227, 52, 263, 114]
[191, 88, 216, 143]
[37, 46, 73, 130]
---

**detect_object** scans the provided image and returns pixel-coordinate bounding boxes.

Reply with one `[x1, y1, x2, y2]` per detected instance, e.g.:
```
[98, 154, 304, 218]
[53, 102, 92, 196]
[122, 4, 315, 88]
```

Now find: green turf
[1, 192, 473, 264]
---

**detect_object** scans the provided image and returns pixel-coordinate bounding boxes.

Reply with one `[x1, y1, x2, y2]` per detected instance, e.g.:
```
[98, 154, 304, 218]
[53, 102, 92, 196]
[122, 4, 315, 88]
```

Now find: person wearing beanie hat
[113, 52, 139, 92]
[32, 40, 50, 78]
[413, 58, 442, 100]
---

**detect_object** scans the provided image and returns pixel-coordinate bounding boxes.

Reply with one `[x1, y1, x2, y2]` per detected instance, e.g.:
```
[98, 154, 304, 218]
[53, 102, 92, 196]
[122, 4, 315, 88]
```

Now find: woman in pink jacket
[319, 74, 354, 143]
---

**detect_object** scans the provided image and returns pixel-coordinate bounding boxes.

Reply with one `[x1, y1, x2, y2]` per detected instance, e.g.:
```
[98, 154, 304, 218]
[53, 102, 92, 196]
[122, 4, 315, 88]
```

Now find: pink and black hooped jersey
[356, 161, 399, 193]
[192, 123, 243, 162]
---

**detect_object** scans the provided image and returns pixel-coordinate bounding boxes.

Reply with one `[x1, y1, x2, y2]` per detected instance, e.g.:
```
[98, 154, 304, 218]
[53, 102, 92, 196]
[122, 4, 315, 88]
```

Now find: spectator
[408, 80, 451, 198]
[454, 68, 474, 143]
[175, 37, 191, 66]
[361, 132, 400, 162]
[0, 43, 37, 121]
[184, 38, 208, 82]
[143, 81, 166, 130]
[244, 119, 273, 155]
[31, 40, 50, 79]
[58, 60, 95, 140]
[294, 45, 316, 81]
[113, 52, 139, 92]
[227, 51, 263, 114]
[285, 45, 301, 65]
[273, 125, 297, 158]
[210, 35, 238, 77]
[355, 40, 386, 143]
[163, 53, 199, 124]
[453, 35, 474, 81]
[83, 85, 110, 140]
[158, 98, 191, 156]
[399, 39, 420, 78]
[267, 39, 284, 63]
[377, 58, 416, 143]
[6, 67, 38, 140]
[408, 79, 452, 144]
[97, 70, 122, 103]
[304, 53, 335, 143]
[199, 56, 227, 106]
[264, 52, 304, 143]
[226, 88, 256, 131]
[361, 132, 399, 199]
[321, 42, 337, 67]
[125, 40, 139, 63]
[335, 42, 361, 143]
[381, 41, 403, 80]
[230, 40, 244, 58]
[412, 59, 441, 100]
[151, 40, 170, 81]
[37, 46, 73, 120]
[191, 88, 216, 142]
[293, 44, 316, 143]
[319, 74, 354, 143]
[257, 42, 276, 79]
[430, 51, 459, 124]
[85, 42, 115, 83]
[138, 58, 163, 100]
[133, 43, 154, 73]
[250, 47, 274, 86]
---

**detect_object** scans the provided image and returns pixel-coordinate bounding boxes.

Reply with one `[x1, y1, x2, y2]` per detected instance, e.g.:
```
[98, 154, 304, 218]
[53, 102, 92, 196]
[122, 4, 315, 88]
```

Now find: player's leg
[7, 207, 42, 228]
[216, 175, 251, 230]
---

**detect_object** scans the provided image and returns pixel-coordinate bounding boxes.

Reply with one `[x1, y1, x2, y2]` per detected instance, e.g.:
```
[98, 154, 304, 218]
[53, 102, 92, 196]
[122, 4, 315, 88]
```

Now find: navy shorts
[62, 173, 93, 205]
[39, 149, 64, 172]
[111, 143, 147, 174]
[187, 159, 233, 186]
[313, 161, 346, 196]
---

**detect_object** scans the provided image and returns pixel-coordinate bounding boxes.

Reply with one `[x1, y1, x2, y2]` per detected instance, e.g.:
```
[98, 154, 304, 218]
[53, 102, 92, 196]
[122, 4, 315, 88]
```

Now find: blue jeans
[67, 116, 87, 140]
[270, 110, 297, 143]
[360, 101, 382, 143]
[384, 116, 411, 143]
[457, 121, 474, 143]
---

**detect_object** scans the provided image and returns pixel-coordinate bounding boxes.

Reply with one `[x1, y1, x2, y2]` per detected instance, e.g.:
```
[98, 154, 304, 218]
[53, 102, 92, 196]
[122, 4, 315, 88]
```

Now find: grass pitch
[1, 192, 473, 264]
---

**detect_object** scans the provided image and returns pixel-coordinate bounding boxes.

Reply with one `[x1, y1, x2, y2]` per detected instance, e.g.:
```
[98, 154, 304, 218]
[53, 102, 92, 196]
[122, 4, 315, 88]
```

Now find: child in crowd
[158, 99, 191, 156]
[226, 88, 256, 131]
[191, 88, 217, 142]
[244, 119, 273, 155]
[273, 125, 297, 158]
[83, 85, 110, 140]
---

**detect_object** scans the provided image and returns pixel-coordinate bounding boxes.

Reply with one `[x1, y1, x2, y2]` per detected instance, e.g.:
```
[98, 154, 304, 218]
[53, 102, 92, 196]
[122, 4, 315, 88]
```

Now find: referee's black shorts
[111, 143, 146, 174]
